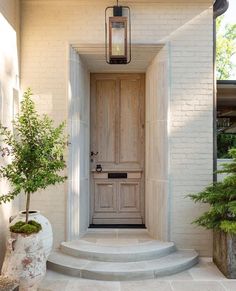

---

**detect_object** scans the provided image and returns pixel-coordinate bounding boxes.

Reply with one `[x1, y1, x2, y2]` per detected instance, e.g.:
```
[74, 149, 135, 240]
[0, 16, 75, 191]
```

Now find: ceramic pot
[10, 210, 53, 258]
[2, 232, 46, 290]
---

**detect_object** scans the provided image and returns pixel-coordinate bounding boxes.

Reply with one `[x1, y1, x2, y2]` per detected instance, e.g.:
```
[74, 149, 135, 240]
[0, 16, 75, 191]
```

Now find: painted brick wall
[20, 0, 213, 255]
[167, 6, 214, 255]
[0, 0, 20, 269]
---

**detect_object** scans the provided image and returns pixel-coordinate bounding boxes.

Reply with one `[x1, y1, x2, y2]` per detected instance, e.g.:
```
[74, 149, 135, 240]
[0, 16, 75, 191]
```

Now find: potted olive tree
[0, 88, 67, 289]
[188, 148, 236, 278]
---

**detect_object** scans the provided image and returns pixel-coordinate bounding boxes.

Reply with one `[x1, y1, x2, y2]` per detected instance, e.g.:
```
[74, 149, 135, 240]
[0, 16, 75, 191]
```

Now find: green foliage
[216, 16, 236, 80]
[188, 148, 236, 234]
[217, 134, 236, 158]
[0, 88, 67, 224]
[10, 220, 42, 234]
[220, 220, 236, 234]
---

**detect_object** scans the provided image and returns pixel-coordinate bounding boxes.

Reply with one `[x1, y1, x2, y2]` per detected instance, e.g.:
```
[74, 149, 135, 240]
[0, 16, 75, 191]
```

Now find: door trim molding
[66, 45, 90, 241]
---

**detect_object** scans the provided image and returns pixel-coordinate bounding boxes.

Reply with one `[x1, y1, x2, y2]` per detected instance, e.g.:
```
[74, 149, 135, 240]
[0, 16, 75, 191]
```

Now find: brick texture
[20, 0, 213, 255]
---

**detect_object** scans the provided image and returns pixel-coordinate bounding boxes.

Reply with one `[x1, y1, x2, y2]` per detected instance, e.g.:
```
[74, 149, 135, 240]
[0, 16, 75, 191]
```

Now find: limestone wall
[146, 46, 169, 241]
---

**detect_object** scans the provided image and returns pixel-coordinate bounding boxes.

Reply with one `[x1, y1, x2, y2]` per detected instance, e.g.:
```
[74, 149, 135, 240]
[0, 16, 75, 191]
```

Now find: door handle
[90, 151, 98, 163]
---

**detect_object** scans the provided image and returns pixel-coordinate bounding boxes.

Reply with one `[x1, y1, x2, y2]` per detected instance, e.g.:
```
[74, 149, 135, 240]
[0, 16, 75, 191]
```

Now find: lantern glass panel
[111, 21, 125, 56]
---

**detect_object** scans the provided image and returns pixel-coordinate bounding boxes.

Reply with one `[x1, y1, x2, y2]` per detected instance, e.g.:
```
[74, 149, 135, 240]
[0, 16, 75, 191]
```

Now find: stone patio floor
[38, 258, 236, 291]
[37, 229, 236, 290]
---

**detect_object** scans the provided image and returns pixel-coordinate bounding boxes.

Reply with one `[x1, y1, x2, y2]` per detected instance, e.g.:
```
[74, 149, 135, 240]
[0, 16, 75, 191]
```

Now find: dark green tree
[0, 88, 67, 227]
[217, 134, 236, 158]
[188, 148, 236, 234]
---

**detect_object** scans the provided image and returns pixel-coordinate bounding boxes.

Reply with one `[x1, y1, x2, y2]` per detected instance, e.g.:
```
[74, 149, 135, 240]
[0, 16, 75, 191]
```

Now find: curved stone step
[47, 250, 198, 281]
[60, 240, 176, 262]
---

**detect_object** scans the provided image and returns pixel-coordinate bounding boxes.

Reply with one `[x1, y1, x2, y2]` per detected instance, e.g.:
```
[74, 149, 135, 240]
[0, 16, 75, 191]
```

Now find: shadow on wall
[0, 212, 8, 270]
[0, 240, 5, 271]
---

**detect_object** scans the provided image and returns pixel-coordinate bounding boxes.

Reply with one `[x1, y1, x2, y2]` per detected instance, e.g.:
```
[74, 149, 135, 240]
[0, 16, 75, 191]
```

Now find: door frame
[89, 73, 145, 225]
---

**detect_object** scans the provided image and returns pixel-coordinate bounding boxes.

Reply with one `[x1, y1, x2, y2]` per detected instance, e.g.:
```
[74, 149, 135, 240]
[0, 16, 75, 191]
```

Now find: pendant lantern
[105, 1, 131, 64]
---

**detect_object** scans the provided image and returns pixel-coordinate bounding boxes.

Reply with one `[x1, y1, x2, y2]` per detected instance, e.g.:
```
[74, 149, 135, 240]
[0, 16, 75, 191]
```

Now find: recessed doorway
[67, 43, 169, 241]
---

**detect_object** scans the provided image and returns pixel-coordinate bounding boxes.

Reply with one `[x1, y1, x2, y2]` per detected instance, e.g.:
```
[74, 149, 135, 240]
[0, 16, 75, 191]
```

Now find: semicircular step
[60, 240, 176, 262]
[47, 249, 198, 281]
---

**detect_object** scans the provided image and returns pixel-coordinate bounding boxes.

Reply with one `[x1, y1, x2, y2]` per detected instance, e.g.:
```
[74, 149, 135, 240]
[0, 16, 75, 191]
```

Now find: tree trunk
[25, 192, 31, 223]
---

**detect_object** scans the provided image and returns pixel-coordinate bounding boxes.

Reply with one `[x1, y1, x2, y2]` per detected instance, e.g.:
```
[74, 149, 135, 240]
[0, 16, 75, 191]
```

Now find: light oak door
[90, 73, 145, 225]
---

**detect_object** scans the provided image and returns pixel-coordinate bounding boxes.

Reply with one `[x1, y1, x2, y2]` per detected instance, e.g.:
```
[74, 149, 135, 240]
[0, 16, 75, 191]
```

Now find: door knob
[96, 164, 103, 172]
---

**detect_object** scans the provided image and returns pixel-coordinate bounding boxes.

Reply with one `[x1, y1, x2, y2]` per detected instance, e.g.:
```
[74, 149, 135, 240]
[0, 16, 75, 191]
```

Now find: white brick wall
[20, 0, 213, 255]
[169, 6, 213, 254]
[0, 0, 20, 269]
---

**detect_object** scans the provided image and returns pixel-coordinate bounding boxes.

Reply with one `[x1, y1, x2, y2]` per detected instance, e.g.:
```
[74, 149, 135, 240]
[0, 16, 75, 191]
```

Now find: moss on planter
[10, 220, 42, 235]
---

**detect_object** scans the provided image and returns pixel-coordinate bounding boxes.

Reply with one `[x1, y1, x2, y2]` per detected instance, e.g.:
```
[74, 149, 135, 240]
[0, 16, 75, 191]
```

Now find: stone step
[47, 249, 198, 281]
[60, 240, 176, 262]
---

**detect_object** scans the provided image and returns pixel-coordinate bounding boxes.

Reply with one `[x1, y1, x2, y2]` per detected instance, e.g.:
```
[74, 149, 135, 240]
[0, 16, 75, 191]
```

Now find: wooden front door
[90, 73, 145, 225]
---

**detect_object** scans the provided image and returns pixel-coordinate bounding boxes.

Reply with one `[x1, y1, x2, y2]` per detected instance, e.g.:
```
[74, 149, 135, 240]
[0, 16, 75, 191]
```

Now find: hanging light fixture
[105, 0, 131, 64]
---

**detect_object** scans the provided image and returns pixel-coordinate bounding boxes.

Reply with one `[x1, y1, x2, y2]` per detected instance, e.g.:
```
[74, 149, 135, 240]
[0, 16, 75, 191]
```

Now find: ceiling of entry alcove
[73, 44, 163, 73]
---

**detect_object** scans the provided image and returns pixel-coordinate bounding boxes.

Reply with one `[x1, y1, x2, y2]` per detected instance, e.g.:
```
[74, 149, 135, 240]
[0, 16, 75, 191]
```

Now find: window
[217, 81, 236, 158]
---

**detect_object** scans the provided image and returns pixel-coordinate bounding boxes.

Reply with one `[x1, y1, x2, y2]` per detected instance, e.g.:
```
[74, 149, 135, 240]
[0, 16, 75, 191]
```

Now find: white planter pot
[2, 232, 46, 289]
[10, 210, 53, 258]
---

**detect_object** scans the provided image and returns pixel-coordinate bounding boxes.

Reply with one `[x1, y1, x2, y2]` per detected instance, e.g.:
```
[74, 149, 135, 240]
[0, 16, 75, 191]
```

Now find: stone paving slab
[171, 281, 226, 291]
[221, 281, 236, 291]
[37, 258, 236, 291]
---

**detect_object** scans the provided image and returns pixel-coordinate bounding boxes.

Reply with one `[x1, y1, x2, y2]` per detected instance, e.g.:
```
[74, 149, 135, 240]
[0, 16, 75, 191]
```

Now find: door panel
[96, 80, 117, 164]
[119, 182, 140, 212]
[91, 73, 145, 225]
[94, 182, 117, 212]
[120, 79, 142, 164]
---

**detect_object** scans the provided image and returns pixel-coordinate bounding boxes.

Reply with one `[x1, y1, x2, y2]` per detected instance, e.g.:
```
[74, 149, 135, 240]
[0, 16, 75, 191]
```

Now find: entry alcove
[67, 43, 170, 242]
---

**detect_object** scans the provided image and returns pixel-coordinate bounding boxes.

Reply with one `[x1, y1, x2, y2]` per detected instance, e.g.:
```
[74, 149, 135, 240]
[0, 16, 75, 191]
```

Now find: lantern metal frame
[105, 2, 131, 64]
